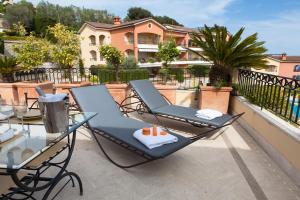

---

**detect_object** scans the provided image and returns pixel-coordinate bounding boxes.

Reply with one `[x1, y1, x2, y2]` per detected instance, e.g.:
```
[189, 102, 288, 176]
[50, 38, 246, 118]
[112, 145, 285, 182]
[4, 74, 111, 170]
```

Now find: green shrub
[0, 56, 18, 74]
[79, 58, 85, 76]
[0, 38, 4, 54]
[123, 56, 137, 69]
[2, 35, 26, 41]
[169, 68, 184, 83]
[3, 30, 17, 36]
[188, 65, 210, 77]
[159, 67, 184, 83]
[119, 69, 149, 82]
[146, 57, 157, 63]
[89, 67, 115, 83]
[89, 66, 149, 83]
[89, 75, 99, 83]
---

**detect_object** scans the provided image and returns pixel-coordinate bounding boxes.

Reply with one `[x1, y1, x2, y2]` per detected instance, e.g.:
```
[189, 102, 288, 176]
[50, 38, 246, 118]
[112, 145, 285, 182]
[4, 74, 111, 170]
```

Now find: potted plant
[99, 45, 123, 83]
[189, 25, 268, 113]
[0, 56, 18, 83]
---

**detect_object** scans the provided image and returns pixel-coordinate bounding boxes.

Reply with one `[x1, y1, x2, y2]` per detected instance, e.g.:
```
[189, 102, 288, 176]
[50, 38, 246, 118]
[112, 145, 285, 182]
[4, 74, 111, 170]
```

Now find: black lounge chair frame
[71, 85, 243, 169]
[121, 85, 243, 129]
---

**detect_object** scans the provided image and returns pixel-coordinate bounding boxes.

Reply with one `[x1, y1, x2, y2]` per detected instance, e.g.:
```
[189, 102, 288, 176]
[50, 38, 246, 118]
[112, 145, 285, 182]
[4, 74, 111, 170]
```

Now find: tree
[124, 7, 152, 21]
[34, 1, 58, 35]
[190, 25, 268, 86]
[157, 39, 180, 68]
[34, 2, 114, 35]
[4, 0, 35, 32]
[154, 16, 182, 26]
[48, 23, 80, 69]
[99, 45, 123, 82]
[13, 35, 50, 71]
[124, 7, 182, 26]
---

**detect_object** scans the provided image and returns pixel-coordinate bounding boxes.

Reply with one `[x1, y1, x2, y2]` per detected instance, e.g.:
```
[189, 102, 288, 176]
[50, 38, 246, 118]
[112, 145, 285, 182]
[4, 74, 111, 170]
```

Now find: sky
[26, 0, 300, 55]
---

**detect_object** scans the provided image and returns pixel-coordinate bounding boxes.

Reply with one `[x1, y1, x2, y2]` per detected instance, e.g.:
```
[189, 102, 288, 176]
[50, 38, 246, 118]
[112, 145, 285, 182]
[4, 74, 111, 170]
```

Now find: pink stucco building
[78, 17, 206, 68]
[252, 53, 300, 79]
[268, 54, 300, 79]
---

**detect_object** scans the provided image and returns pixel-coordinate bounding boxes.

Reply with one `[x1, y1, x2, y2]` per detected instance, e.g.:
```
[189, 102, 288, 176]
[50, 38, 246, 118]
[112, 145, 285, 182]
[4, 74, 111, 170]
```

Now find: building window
[293, 75, 300, 80]
[124, 32, 134, 44]
[99, 53, 104, 61]
[99, 35, 105, 46]
[90, 50, 97, 61]
[148, 23, 152, 29]
[266, 65, 277, 72]
[89, 35, 96, 46]
[294, 65, 300, 72]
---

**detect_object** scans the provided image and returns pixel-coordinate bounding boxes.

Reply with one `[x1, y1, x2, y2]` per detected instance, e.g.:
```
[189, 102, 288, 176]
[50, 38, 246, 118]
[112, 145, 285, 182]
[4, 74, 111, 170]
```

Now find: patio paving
[6, 113, 300, 200]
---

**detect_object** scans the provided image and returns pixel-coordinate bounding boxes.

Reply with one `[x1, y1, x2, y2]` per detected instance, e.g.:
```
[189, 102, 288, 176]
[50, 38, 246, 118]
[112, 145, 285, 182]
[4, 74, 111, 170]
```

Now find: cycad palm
[190, 25, 268, 86]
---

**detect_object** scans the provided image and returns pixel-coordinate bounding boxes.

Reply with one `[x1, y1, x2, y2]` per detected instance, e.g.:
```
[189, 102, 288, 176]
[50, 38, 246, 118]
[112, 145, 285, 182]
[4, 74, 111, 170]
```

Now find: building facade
[78, 17, 206, 68]
[253, 53, 300, 79]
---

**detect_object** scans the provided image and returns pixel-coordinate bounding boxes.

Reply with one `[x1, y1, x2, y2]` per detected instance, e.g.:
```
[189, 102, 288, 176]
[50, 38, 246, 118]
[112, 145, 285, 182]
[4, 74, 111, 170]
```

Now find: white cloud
[229, 11, 300, 55]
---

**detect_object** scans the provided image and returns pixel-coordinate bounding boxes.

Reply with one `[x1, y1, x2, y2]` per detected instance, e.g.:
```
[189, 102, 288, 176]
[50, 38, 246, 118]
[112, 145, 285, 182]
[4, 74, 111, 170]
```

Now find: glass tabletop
[0, 112, 96, 170]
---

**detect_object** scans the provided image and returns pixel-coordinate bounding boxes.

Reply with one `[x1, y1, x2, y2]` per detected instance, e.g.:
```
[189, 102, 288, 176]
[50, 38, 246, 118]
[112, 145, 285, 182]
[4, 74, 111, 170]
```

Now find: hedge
[89, 67, 149, 83]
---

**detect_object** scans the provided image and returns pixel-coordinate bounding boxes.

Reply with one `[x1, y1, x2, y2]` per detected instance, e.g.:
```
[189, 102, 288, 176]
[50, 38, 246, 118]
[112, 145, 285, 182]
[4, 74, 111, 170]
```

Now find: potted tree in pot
[0, 56, 18, 83]
[189, 25, 268, 113]
[156, 39, 181, 84]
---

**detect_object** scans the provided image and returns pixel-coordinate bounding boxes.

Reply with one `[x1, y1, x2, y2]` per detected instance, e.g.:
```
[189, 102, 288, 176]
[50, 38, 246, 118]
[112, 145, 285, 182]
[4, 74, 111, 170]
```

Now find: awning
[138, 48, 159, 52]
[176, 46, 187, 51]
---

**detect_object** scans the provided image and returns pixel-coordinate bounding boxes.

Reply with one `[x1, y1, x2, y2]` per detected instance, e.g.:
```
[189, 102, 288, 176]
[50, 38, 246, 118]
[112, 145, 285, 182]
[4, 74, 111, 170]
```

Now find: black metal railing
[1, 67, 208, 90]
[238, 69, 300, 125]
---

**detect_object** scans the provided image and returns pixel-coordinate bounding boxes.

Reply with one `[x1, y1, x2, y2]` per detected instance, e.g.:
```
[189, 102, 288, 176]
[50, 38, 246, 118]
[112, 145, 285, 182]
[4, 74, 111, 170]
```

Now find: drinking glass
[13, 99, 28, 134]
[0, 98, 13, 129]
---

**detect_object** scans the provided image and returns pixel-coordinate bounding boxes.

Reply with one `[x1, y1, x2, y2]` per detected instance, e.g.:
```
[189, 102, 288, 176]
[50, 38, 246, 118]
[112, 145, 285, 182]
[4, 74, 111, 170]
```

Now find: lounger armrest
[222, 112, 245, 127]
[189, 112, 245, 141]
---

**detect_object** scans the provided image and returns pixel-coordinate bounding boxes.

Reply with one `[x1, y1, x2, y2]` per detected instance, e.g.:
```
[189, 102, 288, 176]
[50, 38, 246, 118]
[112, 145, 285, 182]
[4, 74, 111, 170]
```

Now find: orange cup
[143, 128, 151, 136]
[160, 131, 167, 136]
[152, 125, 157, 136]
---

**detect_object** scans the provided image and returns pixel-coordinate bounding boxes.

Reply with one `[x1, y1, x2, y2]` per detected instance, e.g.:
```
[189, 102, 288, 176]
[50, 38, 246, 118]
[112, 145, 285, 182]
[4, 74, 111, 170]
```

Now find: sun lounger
[71, 85, 202, 168]
[125, 80, 243, 129]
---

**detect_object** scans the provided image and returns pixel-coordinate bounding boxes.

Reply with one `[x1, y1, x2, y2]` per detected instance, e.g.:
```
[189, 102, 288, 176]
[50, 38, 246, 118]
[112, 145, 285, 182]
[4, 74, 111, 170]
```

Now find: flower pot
[198, 86, 232, 114]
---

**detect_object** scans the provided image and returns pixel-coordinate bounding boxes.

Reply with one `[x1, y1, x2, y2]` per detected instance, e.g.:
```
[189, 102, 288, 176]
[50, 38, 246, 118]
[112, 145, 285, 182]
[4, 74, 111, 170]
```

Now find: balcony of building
[0, 69, 300, 199]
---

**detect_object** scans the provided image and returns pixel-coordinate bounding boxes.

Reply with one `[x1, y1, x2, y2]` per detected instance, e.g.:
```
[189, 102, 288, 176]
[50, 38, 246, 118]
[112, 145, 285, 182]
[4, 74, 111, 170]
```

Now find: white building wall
[79, 25, 111, 68]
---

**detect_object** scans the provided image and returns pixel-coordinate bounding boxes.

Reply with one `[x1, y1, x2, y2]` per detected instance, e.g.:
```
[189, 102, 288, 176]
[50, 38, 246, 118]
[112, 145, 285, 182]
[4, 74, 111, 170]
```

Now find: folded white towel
[133, 127, 178, 149]
[38, 93, 67, 102]
[195, 109, 222, 120]
[0, 128, 16, 143]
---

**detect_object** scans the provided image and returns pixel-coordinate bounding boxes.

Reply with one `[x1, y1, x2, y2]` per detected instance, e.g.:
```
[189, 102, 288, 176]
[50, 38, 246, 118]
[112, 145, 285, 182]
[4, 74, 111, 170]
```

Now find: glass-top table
[0, 112, 96, 170]
[0, 111, 96, 199]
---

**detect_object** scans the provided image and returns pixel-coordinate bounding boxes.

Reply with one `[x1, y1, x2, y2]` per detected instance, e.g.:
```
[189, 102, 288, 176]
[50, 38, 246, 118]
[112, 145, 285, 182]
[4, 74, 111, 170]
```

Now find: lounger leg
[91, 131, 157, 169]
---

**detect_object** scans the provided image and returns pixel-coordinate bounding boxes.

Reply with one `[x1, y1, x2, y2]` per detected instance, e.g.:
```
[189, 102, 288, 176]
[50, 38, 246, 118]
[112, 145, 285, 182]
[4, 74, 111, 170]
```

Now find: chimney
[281, 52, 287, 61]
[113, 16, 122, 25]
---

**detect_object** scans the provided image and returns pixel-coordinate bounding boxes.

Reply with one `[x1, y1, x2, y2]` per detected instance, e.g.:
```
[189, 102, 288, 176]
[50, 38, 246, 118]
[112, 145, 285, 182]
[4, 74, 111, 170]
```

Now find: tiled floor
[3, 113, 300, 200]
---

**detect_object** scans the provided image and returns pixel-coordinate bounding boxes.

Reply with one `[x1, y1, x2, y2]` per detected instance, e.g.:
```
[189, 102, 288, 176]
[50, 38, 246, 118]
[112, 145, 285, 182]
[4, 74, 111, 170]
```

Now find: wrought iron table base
[0, 131, 82, 200]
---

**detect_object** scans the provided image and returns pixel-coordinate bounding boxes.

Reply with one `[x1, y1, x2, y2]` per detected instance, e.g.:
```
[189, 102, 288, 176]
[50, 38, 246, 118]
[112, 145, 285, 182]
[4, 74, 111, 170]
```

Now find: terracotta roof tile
[270, 55, 300, 62]
[164, 24, 198, 33]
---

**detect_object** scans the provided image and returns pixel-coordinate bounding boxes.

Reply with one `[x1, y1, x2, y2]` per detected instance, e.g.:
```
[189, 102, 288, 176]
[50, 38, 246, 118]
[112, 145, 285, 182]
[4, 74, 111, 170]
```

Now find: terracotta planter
[198, 86, 232, 114]
[106, 84, 129, 104]
[154, 84, 176, 104]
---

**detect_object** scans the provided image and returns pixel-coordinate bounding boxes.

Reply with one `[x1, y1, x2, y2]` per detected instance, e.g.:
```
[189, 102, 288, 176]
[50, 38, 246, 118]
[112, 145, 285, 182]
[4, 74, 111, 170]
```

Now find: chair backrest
[129, 80, 169, 111]
[70, 85, 123, 129]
